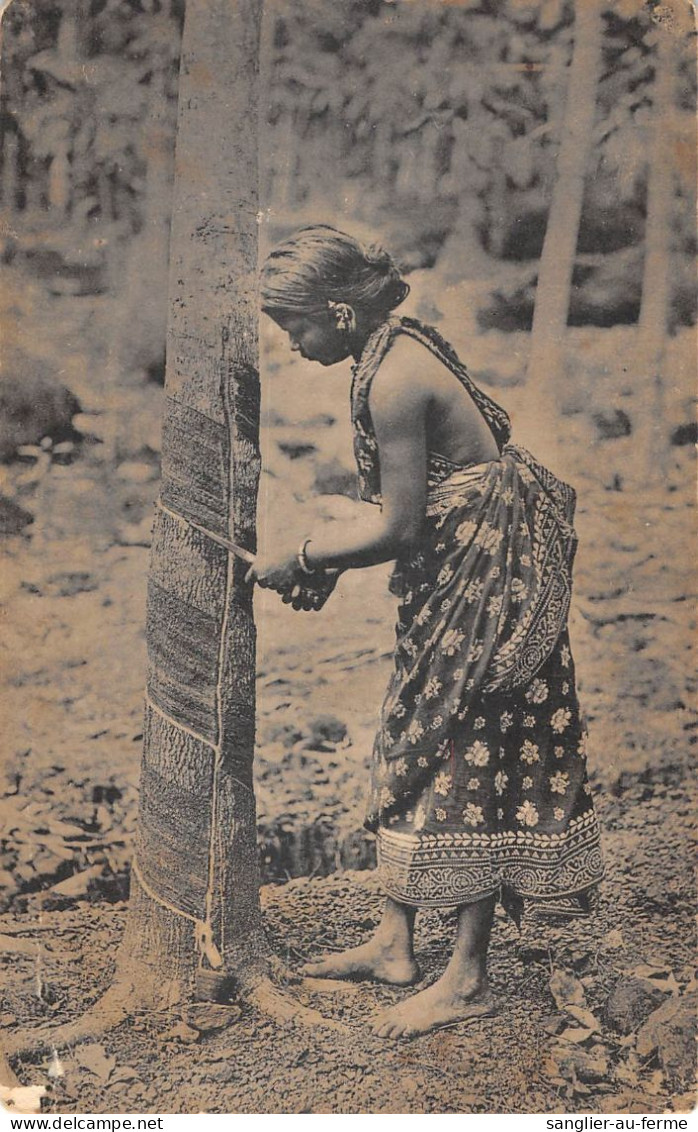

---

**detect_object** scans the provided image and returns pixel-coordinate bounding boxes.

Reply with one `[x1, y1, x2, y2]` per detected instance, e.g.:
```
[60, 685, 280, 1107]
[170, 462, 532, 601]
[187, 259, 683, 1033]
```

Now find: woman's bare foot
[371, 976, 495, 1038]
[302, 939, 420, 986]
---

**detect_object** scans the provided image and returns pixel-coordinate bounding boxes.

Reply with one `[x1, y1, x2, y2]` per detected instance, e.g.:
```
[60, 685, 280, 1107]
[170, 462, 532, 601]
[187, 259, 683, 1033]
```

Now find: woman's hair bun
[364, 242, 395, 274]
[362, 240, 410, 309]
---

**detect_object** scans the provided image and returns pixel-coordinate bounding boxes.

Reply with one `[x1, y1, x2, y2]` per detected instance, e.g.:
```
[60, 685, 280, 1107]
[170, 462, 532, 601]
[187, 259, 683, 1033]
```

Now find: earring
[328, 300, 356, 334]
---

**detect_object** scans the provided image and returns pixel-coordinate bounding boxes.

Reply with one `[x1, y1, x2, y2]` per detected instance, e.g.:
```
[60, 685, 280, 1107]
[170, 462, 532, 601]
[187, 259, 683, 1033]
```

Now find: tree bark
[119, 0, 267, 1007]
[526, 0, 603, 466]
[12, 4, 275, 1057]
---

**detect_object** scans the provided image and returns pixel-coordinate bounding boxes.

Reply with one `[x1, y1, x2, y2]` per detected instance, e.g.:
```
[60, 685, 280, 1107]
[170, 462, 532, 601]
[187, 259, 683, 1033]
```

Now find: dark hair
[260, 224, 409, 319]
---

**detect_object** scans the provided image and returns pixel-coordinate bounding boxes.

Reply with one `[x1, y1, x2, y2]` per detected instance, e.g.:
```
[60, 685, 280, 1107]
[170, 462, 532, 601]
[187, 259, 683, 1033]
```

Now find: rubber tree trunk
[116, 0, 266, 1008]
[526, 0, 603, 466]
[633, 15, 675, 477]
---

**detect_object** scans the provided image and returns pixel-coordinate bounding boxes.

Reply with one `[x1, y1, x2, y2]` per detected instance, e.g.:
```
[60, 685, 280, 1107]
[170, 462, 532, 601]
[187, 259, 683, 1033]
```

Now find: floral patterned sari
[352, 316, 603, 918]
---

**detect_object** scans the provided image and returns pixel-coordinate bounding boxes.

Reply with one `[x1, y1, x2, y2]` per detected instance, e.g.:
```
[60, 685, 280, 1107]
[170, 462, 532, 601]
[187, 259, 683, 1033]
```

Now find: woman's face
[271, 311, 350, 367]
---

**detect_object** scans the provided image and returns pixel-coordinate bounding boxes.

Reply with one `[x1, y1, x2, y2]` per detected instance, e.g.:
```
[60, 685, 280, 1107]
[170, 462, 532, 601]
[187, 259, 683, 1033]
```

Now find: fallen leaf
[73, 1043, 116, 1084]
[109, 1067, 141, 1085]
[615, 1063, 639, 1087]
[559, 1027, 594, 1044]
[626, 965, 681, 995]
[636, 994, 696, 1081]
[565, 1005, 601, 1032]
[627, 963, 672, 980]
[644, 1069, 667, 1095]
[51, 865, 103, 898]
[38, 838, 75, 862]
[49, 820, 86, 839]
[549, 969, 586, 1010]
[671, 1091, 697, 1113]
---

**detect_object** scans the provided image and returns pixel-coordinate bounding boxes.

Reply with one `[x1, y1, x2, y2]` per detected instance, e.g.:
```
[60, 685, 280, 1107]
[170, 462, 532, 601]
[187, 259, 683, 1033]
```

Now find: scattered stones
[306, 715, 348, 748]
[592, 409, 632, 440]
[636, 994, 697, 1084]
[277, 439, 318, 461]
[602, 976, 670, 1035]
[186, 1003, 242, 1034]
[671, 422, 697, 447]
[20, 571, 99, 598]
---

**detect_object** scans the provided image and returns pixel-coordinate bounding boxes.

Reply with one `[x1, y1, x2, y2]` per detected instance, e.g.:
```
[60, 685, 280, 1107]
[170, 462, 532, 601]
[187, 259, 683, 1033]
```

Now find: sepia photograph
[0, 0, 695, 1117]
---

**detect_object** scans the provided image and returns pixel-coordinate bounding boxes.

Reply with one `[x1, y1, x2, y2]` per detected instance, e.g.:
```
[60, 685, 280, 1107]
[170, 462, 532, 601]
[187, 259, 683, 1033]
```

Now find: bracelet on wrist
[297, 537, 317, 576]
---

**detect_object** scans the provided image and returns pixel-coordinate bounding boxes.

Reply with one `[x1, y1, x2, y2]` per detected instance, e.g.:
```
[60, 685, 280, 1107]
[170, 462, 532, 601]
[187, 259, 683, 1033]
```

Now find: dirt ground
[0, 266, 695, 1114]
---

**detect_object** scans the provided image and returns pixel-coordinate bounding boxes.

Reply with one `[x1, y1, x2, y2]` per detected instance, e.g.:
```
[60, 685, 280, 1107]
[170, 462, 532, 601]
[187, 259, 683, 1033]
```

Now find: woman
[248, 225, 604, 1039]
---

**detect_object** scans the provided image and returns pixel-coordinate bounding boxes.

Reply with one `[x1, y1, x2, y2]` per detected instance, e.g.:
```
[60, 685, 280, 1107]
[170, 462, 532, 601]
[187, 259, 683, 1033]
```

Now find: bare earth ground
[0, 269, 695, 1113]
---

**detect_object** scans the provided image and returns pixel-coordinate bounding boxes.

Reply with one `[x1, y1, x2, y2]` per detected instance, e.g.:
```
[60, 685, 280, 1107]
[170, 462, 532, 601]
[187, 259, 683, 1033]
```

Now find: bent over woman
[248, 225, 604, 1039]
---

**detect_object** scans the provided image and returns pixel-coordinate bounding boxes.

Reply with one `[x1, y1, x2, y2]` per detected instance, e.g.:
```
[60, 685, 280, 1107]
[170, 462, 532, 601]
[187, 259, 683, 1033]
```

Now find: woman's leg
[372, 893, 496, 1038]
[302, 896, 420, 985]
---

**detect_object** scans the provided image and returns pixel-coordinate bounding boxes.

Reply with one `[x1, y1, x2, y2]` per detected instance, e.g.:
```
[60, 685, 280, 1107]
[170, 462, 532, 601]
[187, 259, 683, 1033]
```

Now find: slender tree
[0, 0, 28, 1093]
[10, 0, 329, 1058]
[108, 11, 180, 380]
[633, 9, 676, 475]
[526, 0, 603, 466]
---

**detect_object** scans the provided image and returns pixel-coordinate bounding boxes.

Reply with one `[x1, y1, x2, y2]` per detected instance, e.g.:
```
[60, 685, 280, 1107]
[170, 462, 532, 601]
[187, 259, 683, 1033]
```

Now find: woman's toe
[372, 1014, 397, 1038]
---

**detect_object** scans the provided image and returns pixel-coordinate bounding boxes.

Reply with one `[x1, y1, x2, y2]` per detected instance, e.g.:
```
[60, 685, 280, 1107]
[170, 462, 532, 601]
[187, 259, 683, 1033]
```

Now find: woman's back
[370, 330, 501, 470]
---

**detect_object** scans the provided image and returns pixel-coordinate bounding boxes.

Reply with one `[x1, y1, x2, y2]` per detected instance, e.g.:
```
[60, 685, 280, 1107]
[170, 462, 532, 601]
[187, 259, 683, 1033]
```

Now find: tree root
[6, 979, 159, 1061]
[245, 977, 350, 1034]
[7, 963, 349, 1066]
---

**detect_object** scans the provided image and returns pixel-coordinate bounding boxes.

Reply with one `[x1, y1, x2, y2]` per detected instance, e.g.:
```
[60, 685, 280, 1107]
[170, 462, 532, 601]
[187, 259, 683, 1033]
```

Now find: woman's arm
[249, 352, 430, 589]
[304, 363, 429, 570]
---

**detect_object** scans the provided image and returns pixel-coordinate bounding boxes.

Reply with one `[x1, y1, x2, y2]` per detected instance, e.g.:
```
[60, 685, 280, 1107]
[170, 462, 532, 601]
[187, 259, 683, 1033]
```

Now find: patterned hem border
[376, 813, 604, 909]
[381, 880, 500, 910]
[379, 874, 604, 912]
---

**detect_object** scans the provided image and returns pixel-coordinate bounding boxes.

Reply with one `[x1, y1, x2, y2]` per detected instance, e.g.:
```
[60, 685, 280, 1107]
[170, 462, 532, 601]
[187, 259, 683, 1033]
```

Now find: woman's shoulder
[376, 323, 463, 390]
[369, 338, 433, 418]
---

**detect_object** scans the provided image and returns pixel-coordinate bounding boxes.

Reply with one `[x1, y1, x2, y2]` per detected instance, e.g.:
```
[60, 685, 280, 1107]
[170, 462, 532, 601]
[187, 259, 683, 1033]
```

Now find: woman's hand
[281, 569, 341, 612]
[246, 546, 341, 612]
[245, 548, 299, 593]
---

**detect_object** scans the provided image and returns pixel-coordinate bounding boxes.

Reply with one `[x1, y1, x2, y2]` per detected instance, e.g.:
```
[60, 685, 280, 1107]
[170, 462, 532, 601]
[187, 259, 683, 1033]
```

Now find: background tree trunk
[525, 0, 603, 469]
[1, 128, 18, 213]
[109, 64, 174, 380]
[633, 14, 675, 477]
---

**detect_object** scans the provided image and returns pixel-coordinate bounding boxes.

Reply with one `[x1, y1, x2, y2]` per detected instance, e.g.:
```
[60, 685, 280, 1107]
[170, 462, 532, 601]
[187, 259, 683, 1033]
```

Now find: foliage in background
[0, 0, 695, 359]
